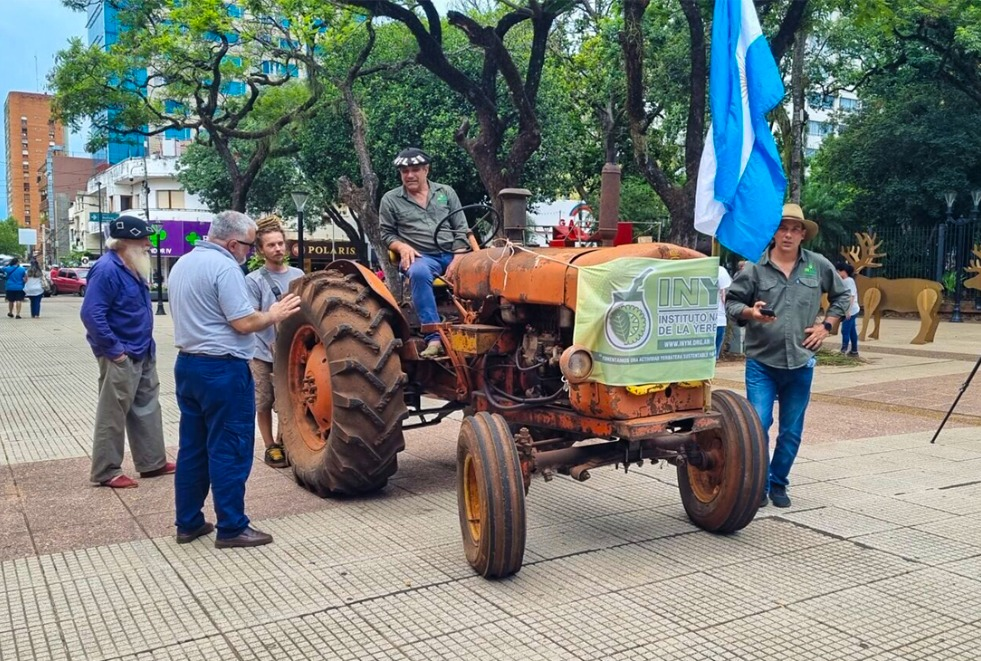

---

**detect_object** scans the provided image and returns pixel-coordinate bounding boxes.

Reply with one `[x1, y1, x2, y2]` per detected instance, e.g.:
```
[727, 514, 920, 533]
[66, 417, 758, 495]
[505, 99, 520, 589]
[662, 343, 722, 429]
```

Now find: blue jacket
[80, 252, 155, 360]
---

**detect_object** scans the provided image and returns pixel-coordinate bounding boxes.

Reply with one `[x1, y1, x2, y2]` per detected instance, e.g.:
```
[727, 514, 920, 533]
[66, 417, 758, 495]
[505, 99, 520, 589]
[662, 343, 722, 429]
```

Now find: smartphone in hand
[760, 308, 776, 317]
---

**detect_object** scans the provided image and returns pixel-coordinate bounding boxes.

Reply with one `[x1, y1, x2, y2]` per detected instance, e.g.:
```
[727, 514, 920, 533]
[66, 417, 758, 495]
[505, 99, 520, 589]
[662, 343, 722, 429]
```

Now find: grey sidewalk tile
[781, 506, 901, 538]
[942, 555, 981, 582]
[787, 585, 960, 650]
[459, 561, 596, 617]
[0, 556, 46, 591]
[620, 573, 770, 631]
[114, 636, 239, 661]
[0, 585, 57, 632]
[552, 542, 693, 591]
[195, 573, 343, 630]
[0, 623, 68, 661]
[351, 582, 508, 646]
[894, 482, 981, 516]
[913, 513, 981, 547]
[886, 623, 981, 660]
[852, 527, 980, 565]
[38, 541, 171, 585]
[640, 528, 763, 571]
[321, 551, 454, 605]
[580, 508, 699, 543]
[832, 493, 957, 527]
[521, 590, 688, 660]
[696, 609, 891, 660]
[708, 541, 914, 606]
[792, 455, 911, 482]
[399, 618, 569, 661]
[605, 632, 740, 661]
[414, 542, 545, 581]
[596, 478, 686, 509]
[868, 566, 981, 624]
[226, 608, 409, 661]
[529, 477, 643, 520]
[525, 518, 632, 560]
[729, 517, 839, 555]
[836, 469, 978, 499]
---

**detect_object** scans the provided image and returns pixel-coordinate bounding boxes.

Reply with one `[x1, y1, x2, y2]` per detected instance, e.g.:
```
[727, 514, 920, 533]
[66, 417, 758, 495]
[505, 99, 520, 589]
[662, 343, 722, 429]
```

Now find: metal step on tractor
[274, 172, 767, 579]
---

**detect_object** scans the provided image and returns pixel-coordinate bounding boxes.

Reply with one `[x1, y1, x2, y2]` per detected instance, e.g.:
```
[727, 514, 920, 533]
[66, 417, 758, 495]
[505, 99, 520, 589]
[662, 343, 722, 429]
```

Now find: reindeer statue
[964, 246, 981, 294]
[840, 233, 943, 345]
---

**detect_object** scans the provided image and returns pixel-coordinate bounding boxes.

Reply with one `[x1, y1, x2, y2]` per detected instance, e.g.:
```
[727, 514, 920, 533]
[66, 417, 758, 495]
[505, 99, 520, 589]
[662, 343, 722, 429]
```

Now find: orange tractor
[274, 186, 767, 578]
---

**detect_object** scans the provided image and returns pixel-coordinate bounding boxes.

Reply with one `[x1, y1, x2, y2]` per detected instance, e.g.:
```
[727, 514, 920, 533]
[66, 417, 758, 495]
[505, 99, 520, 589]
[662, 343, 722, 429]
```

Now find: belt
[177, 352, 244, 361]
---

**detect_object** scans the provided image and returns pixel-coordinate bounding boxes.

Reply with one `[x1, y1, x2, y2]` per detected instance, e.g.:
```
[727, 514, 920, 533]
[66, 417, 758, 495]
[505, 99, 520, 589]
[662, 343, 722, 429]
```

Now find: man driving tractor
[379, 147, 475, 358]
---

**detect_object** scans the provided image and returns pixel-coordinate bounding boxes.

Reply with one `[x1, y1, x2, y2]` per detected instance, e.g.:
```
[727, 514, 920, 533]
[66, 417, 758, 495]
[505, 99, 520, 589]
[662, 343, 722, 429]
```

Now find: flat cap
[109, 214, 154, 239]
[393, 147, 431, 168]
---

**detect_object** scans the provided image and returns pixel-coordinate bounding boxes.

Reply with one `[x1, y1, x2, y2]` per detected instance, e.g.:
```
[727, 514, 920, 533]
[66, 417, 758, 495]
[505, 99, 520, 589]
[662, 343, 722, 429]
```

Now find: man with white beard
[81, 214, 172, 489]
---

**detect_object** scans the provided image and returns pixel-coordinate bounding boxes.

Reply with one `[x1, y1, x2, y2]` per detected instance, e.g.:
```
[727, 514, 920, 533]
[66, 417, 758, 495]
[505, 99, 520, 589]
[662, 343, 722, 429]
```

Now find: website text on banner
[693, 0, 786, 261]
[574, 257, 719, 386]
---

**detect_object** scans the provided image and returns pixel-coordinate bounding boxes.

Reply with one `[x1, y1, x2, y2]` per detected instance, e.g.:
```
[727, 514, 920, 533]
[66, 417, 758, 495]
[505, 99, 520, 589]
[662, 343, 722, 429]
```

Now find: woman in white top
[23, 263, 46, 319]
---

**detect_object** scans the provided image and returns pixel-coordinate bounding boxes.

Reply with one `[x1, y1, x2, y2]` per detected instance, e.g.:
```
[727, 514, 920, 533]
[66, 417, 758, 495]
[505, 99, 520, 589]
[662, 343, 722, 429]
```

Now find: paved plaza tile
[0, 298, 980, 659]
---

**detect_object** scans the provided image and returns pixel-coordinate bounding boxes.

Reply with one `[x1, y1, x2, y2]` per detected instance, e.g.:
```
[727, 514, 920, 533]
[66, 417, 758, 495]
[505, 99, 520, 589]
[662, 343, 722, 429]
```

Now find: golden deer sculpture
[964, 246, 981, 293]
[840, 233, 943, 345]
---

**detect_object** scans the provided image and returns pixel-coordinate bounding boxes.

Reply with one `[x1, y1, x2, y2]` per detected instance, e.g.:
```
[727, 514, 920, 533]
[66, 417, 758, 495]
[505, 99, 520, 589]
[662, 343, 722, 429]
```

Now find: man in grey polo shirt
[168, 210, 301, 548]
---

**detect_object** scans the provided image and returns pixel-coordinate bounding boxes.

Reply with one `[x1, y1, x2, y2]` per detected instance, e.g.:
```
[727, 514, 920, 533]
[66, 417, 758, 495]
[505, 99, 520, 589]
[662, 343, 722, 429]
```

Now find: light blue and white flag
[694, 0, 787, 261]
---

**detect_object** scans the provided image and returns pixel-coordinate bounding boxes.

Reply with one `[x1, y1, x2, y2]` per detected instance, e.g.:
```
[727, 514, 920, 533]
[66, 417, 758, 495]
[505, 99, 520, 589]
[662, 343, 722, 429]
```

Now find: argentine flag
[694, 0, 787, 261]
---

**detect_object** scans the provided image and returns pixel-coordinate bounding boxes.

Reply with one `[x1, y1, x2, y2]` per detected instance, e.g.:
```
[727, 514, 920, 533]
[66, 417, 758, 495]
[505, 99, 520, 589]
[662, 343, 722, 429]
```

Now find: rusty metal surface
[447, 325, 505, 355]
[568, 382, 705, 420]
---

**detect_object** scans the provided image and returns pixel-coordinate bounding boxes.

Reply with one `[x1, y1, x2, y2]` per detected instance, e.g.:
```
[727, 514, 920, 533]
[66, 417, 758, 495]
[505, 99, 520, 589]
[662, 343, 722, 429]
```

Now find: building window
[808, 120, 833, 137]
[120, 195, 133, 211]
[808, 93, 834, 110]
[23, 183, 30, 192]
[22, 164, 29, 173]
[839, 97, 860, 112]
[157, 190, 185, 209]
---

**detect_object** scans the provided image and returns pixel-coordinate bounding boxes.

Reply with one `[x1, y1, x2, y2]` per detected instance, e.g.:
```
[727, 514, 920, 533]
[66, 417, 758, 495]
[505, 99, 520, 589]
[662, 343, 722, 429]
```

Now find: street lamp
[143, 156, 165, 316]
[96, 181, 104, 256]
[291, 190, 309, 272]
[943, 189, 981, 323]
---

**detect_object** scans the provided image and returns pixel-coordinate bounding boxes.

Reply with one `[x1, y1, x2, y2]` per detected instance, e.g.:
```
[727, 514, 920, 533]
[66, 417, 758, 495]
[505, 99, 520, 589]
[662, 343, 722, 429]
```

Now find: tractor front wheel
[457, 412, 526, 578]
[677, 389, 767, 533]
[274, 270, 407, 497]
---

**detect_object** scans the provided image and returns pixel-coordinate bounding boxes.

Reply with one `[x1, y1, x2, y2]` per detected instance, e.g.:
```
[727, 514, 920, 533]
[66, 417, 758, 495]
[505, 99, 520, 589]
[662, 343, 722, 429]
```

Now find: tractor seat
[388, 250, 449, 287]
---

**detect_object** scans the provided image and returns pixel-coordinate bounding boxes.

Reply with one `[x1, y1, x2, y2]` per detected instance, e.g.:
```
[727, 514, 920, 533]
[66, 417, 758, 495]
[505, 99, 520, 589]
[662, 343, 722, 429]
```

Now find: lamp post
[144, 156, 165, 316]
[291, 190, 309, 272]
[96, 181, 104, 256]
[943, 189, 981, 323]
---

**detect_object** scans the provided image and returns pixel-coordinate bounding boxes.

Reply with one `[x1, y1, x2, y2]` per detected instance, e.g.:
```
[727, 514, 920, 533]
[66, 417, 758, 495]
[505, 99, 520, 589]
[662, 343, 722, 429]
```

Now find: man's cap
[781, 203, 819, 241]
[109, 214, 154, 239]
[393, 147, 431, 168]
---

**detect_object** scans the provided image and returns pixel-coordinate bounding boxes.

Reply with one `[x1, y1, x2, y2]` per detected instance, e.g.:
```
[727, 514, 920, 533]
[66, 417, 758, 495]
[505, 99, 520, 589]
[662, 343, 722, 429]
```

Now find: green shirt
[379, 181, 466, 254]
[726, 248, 851, 369]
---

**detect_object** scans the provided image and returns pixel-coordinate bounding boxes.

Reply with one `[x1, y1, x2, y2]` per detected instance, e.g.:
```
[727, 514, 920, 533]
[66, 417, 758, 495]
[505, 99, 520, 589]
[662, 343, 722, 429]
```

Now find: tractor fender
[323, 260, 411, 340]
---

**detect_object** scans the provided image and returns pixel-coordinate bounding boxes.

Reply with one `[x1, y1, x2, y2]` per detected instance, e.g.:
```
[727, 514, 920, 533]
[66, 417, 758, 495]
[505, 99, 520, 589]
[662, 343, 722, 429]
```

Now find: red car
[50, 267, 89, 297]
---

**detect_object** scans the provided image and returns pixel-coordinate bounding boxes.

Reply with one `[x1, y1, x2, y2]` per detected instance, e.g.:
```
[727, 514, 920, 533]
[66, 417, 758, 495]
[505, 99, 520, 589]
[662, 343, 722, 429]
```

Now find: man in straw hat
[725, 203, 851, 508]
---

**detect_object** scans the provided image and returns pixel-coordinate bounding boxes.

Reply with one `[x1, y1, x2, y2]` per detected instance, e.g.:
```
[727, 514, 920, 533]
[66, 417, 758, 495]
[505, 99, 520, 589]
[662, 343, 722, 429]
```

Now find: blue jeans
[744, 358, 814, 490]
[715, 326, 726, 358]
[840, 316, 858, 353]
[174, 354, 256, 539]
[28, 295, 42, 318]
[405, 253, 454, 343]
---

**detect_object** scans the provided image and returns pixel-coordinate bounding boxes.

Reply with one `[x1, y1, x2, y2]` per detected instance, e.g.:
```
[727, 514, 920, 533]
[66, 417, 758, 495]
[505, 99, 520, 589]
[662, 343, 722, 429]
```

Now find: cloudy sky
[0, 0, 88, 218]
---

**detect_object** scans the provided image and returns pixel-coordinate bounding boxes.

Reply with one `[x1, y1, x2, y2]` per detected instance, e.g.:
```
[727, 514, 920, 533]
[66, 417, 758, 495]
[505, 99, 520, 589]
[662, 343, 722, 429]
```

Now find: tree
[618, 0, 809, 247]
[51, 0, 341, 211]
[0, 218, 22, 256]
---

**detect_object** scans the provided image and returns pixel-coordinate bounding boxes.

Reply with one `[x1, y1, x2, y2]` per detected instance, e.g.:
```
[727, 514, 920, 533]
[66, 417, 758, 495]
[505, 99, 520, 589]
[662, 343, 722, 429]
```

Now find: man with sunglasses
[168, 210, 301, 548]
[725, 204, 850, 508]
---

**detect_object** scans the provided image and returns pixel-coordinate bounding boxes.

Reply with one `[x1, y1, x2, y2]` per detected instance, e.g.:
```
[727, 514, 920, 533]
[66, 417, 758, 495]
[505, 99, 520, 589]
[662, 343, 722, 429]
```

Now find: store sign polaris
[148, 221, 212, 256]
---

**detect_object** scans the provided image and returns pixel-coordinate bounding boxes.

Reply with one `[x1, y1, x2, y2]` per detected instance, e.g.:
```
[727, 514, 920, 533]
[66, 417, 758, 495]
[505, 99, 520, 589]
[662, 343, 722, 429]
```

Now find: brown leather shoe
[140, 461, 176, 478]
[176, 522, 214, 544]
[215, 526, 273, 549]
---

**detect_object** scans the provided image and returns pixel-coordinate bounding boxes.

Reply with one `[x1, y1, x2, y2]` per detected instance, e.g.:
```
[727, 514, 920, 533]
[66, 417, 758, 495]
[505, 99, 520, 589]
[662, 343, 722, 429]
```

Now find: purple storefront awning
[149, 220, 212, 257]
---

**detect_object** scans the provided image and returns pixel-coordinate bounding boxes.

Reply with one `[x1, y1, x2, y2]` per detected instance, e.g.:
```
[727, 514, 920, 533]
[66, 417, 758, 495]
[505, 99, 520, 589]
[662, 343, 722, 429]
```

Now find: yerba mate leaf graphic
[609, 306, 633, 344]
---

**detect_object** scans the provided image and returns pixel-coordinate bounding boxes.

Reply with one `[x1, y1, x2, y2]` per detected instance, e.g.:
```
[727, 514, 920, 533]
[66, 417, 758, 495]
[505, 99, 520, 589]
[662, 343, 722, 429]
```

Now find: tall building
[37, 148, 100, 265]
[3, 92, 68, 227]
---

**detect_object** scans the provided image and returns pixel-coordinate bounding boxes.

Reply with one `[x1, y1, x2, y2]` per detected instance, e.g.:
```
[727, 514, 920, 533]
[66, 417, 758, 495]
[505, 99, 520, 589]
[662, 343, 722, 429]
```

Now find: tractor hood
[452, 242, 704, 309]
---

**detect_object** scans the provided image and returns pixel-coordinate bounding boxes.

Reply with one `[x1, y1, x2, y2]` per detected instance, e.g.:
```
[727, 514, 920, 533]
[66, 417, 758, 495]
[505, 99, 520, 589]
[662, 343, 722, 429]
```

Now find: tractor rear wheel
[274, 270, 407, 497]
[677, 389, 767, 533]
[456, 412, 526, 578]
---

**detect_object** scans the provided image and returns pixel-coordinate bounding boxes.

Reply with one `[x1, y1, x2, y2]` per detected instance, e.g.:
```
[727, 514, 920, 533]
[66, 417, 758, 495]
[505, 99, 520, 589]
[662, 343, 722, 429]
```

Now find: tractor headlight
[560, 345, 594, 383]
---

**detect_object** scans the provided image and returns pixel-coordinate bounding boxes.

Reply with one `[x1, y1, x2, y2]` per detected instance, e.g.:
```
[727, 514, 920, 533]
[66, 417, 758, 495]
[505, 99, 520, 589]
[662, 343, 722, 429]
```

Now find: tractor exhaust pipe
[598, 163, 621, 246]
[499, 188, 532, 245]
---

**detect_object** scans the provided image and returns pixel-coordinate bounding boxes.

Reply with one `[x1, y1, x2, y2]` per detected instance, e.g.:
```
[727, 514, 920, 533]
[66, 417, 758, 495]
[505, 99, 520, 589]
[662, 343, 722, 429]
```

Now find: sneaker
[215, 526, 273, 549]
[139, 461, 176, 478]
[759, 490, 769, 508]
[264, 444, 289, 468]
[100, 474, 138, 489]
[176, 522, 214, 544]
[848, 351, 859, 358]
[14, 315, 21, 319]
[769, 485, 791, 508]
[420, 340, 444, 359]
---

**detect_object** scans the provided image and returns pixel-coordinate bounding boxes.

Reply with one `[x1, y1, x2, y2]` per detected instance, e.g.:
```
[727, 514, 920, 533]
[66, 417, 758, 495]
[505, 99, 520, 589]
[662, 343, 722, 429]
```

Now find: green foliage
[0, 218, 22, 256]
[941, 270, 958, 296]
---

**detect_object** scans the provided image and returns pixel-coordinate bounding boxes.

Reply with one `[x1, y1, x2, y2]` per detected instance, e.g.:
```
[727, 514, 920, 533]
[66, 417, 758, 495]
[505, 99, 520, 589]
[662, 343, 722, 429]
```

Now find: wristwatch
[822, 321, 833, 332]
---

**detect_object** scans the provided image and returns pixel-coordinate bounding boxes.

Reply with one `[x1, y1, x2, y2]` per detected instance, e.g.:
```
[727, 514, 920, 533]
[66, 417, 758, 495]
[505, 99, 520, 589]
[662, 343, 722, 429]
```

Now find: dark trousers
[174, 354, 256, 539]
[28, 295, 42, 318]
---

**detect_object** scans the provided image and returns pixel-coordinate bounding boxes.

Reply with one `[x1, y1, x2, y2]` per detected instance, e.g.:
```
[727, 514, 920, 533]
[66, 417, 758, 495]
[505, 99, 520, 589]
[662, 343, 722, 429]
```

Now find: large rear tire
[677, 389, 767, 533]
[274, 270, 407, 497]
[456, 412, 526, 578]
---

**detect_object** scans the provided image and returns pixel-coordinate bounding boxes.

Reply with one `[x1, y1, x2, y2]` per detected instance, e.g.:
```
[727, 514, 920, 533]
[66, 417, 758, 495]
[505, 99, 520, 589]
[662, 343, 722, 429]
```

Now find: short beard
[115, 242, 152, 281]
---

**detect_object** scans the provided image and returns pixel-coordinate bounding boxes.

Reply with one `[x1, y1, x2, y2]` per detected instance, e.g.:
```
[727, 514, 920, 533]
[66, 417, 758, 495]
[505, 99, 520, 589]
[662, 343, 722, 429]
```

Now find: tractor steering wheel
[432, 204, 501, 254]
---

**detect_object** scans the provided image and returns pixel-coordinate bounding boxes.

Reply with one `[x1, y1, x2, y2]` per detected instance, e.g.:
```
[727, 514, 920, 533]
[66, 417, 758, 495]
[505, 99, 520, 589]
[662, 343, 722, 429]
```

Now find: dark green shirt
[726, 248, 850, 369]
[379, 181, 466, 254]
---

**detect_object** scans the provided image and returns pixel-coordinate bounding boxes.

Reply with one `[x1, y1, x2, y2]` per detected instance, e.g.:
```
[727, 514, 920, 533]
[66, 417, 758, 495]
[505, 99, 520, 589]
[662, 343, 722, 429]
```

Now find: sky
[0, 0, 90, 218]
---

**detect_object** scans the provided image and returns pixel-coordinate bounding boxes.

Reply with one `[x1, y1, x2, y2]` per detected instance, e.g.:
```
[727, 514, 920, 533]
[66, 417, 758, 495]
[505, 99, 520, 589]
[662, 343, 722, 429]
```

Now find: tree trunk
[788, 26, 807, 204]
